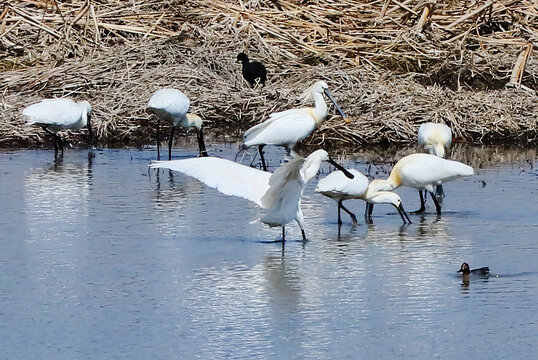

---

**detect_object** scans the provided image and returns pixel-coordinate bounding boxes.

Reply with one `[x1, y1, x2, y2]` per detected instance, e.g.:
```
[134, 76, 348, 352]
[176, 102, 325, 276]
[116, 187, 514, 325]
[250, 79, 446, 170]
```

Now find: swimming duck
[236, 53, 267, 88]
[457, 262, 490, 277]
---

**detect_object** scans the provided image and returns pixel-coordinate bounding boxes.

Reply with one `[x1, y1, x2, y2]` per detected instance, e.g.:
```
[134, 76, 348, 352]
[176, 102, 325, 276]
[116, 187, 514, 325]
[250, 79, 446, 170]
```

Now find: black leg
[339, 200, 358, 225]
[365, 203, 374, 223]
[258, 144, 267, 171]
[337, 200, 343, 225]
[53, 134, 58, 156]
[411, 189, 426, 214]
[197, 128, 208, 157]
[301, 229, 307, 241]
[281, 226, 285, 242]
[435, 184, 445, 198]
[57, 136, 64, 157]
[168, 125, 176, 160]
[429, 191, 442, 215]
[156, 118, 161, 160]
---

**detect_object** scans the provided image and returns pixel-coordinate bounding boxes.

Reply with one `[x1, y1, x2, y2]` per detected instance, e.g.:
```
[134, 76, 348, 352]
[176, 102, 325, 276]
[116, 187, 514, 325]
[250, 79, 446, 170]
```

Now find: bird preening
[146, 88, 208, 160]
[23, 98, 95, 158]
[418, 122, 453, 198]
[236, 52, 267, 88]
[150, 149, 353, 242]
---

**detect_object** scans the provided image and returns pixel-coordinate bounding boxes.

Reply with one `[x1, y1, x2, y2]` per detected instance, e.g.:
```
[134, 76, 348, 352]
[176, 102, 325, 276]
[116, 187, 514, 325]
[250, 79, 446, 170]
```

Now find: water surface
[0, 145, 537, 359]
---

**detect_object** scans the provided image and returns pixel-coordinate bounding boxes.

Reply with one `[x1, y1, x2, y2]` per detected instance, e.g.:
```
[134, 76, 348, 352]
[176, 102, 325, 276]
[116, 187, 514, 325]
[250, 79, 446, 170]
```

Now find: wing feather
[149, 157, 271, 206]
[243, 108, 315, 147]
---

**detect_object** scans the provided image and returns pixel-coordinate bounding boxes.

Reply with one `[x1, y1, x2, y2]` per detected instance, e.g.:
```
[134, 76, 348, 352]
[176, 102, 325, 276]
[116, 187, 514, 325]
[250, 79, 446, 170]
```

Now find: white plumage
[147, 88, 207, 160]
[316, 169, 410, 225]
[149, 149, 353, 241]
[23, 98, 94, 157]
[243, 81, 348, 171]
[418, 122, 453, 198]
[369, 153, 474, 215]
[418, 122, 452, 158]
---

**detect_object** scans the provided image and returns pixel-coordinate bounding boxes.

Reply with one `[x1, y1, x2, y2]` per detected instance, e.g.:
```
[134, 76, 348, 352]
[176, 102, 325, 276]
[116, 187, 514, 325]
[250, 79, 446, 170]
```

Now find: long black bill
[397, 203, 412, 224]
[324, 88, 349, 122]
[87, 113, 95, 147]
[197, 128, 208, 157]
[327, 157, 354, 179]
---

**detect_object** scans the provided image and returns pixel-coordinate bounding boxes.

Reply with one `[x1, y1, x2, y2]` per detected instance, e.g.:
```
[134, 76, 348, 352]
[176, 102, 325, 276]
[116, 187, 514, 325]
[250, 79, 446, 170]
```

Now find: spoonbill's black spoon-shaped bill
[316, 169, 411, 225]
[369, 153, 474, 216]
[150, 149, 353, 241]
[243, 81, 349, 171]
[23, 98, 94, 158]
[147, 88, 207, 160]
[236, 52, 267, 88]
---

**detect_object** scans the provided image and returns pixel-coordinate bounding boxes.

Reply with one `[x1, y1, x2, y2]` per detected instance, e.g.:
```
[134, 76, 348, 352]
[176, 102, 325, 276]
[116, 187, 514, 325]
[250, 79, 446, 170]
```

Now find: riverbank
[1, 1, 537, 148]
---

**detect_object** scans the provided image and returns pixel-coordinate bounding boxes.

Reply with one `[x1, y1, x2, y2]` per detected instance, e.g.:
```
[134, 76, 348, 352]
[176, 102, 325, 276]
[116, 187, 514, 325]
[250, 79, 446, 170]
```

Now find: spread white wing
[150, 157, 271, 206]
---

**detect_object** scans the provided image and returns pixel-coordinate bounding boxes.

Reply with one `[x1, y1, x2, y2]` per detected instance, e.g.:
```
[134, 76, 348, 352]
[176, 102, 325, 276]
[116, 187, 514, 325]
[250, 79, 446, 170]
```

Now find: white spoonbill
[23, 98, 94, 157]
[149, 149, 354, 241]
[146, 88, 207, 160]
[315, 169, 411, 225]
[243, 80, 348, 171]
[368, 153, 474, 215]
[418, 122, 453, 197]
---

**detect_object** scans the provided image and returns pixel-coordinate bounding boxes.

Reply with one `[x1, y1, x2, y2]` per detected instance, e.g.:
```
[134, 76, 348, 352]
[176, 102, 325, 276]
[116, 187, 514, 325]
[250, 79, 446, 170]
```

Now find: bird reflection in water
[24, 153, 94, 241]
[263, 249, 301, 311]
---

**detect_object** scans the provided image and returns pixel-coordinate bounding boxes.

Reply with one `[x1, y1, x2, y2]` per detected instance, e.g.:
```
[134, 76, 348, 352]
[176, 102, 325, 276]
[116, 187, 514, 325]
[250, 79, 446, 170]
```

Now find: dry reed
[1, 0, 537, 148]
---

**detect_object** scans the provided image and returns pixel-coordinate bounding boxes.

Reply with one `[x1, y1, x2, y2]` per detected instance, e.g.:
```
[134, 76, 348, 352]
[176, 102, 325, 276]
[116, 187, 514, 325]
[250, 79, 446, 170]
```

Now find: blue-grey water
[0, 144, 537, 359]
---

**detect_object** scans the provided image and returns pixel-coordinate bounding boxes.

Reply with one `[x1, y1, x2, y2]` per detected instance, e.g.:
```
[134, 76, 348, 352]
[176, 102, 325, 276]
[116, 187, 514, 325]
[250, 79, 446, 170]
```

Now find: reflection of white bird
[150, 149, 353, 241]
[418, 122, 453, 197]
[147, 88, 207, 160]
[243, 81, 348, 171]
[23, 98, 94, 157]
[315, 169, 411, 225]
[369, 153, 474, 215]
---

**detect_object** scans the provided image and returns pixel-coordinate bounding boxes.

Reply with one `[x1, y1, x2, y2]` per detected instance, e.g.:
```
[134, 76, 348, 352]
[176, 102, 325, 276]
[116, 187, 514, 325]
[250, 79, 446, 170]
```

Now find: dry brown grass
[1, 0, 537, 148]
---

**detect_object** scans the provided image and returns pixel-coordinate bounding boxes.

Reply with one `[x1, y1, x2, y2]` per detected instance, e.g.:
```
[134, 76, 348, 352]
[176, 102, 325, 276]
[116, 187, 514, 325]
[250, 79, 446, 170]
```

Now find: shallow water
[0, 145, 537, 359]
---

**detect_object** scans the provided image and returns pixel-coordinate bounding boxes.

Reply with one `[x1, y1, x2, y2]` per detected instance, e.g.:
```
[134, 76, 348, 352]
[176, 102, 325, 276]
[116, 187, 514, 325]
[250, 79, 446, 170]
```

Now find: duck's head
[458, 262, 470, 275]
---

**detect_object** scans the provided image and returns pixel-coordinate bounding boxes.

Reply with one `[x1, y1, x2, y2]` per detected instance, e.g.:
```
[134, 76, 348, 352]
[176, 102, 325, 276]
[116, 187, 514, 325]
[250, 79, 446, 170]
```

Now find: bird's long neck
[312, 92, 328, 126]
[369, 175, 399, 193]
[301, 156, 323, 183]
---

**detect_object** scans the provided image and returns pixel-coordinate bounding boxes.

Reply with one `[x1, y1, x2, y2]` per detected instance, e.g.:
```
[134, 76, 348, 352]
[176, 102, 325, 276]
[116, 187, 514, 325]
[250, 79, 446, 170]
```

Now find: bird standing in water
[150, 149, 353, 241]
[236, 52, 267, 88]
[368, 153, 474, 215]
[23, 98, 94, 158]
[315, 169, 411, 225]
[243, 81, 348, 171]
[147, 88, 207, 160]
